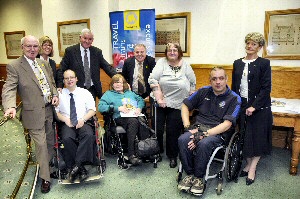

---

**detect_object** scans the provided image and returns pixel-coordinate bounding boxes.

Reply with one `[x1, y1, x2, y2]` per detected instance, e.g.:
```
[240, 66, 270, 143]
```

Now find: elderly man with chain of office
[2, 35, 59, 193]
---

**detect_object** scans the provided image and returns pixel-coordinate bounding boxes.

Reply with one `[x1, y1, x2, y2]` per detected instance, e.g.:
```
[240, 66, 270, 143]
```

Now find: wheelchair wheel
[224, 132, 243, 182]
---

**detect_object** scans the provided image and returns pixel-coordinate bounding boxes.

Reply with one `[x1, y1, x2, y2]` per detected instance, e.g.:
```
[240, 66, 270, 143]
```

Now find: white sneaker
[190, 177, 204, 195]
[177, 175, 193, 192]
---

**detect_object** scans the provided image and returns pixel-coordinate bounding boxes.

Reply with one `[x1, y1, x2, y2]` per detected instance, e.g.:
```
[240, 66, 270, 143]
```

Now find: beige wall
[0, 0, 299, 67]
[0, 0, 43, 63]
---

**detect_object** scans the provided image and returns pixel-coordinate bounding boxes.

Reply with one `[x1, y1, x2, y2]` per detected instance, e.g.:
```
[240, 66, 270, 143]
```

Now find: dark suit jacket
[37, 54, 57, 86]
[2, 56, 58, 129]
[231, 57, 272, 110]
[122, 55, 156, 98]
[57, 44, 116, 98]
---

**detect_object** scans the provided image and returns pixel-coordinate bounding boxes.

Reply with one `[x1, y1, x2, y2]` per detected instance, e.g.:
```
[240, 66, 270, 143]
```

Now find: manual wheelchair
[102, 105, 159, 169]
[177, 127, 243, 196]
[52, 116, 106, 184]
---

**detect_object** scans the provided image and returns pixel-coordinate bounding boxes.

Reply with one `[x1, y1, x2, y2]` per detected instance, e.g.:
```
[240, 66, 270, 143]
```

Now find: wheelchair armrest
[116, 126, 126, 134]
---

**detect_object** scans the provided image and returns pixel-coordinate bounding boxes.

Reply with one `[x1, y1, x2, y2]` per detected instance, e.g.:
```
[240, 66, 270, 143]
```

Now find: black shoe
[79, 166, 89, 182]
[69, 165, 80, 182]
[50, 171, 59, 179]
[169, 158, 177, 168]
[246, 177, 255, 185]
[41, 179, 51, 193]
[239, 170, 248, 177]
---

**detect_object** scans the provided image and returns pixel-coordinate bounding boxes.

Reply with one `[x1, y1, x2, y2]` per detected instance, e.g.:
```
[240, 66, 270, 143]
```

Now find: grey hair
[80, 28, 93, 37]
[20, 35, 39, 45]
[134, 44, 146, 51]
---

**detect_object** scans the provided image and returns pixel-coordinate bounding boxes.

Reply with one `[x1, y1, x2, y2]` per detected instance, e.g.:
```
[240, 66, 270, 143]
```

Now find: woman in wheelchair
[177, 67, 241, 196]
[55, 70, 97, 182]
[99, 74, 145, 165]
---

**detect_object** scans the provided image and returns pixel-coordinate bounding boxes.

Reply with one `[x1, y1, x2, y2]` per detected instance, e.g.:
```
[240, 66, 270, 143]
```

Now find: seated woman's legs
[115, 117, 141, 165]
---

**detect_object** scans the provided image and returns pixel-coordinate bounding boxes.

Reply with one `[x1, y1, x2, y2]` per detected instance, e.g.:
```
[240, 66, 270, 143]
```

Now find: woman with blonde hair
[232, 32, 272, 185]
[38, 36, 57, 85]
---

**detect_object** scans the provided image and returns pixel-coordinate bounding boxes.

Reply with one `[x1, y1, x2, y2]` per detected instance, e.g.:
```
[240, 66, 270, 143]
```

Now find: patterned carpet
[0, 107, 38, 199]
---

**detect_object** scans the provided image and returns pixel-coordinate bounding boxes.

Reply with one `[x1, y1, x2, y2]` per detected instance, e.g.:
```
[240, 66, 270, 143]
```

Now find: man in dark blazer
[122, 44, 156, 99]
[57, 28, 116, 99]
[2, 35, 59, 193]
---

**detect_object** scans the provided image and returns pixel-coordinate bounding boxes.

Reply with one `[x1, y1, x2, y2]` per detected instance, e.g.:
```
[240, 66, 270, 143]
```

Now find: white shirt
[240, 58, 256, 99]
[56, 86, 96, 120]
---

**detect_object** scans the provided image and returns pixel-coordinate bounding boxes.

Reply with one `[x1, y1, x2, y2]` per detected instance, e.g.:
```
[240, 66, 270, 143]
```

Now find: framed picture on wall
[155, 12, 191, 57]
[57, 19, 90, 57]
[4, 31, 25, 59]
[263, 8, 300, 60]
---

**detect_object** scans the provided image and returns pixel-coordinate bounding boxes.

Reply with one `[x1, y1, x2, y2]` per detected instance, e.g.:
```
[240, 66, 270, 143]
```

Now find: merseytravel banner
[109, 9, 156, 72]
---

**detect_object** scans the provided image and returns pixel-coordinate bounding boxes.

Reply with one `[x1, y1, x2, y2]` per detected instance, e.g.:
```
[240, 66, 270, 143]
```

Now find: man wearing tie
[55, 69, 96, 183]
[2, 35, 59, 193]
[57, 28, 116, 99]
[122, 44, 156, 99]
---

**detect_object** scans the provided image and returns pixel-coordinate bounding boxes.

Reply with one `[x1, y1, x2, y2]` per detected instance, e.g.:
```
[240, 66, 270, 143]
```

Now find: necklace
[169, 65, 181, 74]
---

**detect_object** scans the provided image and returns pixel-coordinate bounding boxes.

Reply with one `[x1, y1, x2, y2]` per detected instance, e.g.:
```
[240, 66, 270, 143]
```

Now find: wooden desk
[272, 98, 300, 175]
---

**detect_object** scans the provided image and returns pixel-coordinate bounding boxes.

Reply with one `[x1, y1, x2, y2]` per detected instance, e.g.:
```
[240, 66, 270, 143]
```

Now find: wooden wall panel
[191, 64, 300, 99]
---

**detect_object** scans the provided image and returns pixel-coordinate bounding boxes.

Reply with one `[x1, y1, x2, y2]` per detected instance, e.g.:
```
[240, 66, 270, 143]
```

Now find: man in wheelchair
[55, 69, 97, 182]
[177, 66, 241, 196]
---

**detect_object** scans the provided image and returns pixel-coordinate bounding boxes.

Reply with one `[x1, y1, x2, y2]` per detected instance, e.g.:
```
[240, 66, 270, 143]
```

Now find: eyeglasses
[114, 81, 123, 84]
[167, 49, 178, 53]
[23, 45, 39, 49]
[64, 76, 76, 81]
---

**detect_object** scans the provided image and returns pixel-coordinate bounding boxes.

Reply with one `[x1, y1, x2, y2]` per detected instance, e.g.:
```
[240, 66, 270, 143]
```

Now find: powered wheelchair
[177, 125, 243, 196]
[102, 105, 160, 169]
[52, 116, 106, 184]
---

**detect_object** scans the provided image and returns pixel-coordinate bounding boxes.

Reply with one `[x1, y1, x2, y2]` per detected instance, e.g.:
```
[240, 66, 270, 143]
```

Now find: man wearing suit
[2, 35, 59, 193]
[57, 28, 116, 99]
[122, 44, 156, 99]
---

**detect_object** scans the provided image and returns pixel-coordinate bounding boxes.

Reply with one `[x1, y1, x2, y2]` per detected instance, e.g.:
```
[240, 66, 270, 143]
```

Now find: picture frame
[57, 19, 90, 56]
[4, 31, 25, 59]
[155, 12, 191, 57]
[263, 8, 300, 60]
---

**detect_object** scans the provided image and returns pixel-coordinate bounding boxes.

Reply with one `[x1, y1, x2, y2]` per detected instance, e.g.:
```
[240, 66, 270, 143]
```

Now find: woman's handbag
[136, 137, 160, 158]
[135, 116, 160, 158]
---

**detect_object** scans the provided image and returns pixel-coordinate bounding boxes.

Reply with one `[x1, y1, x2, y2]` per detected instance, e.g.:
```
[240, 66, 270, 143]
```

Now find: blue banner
[109, 9, 156, 71]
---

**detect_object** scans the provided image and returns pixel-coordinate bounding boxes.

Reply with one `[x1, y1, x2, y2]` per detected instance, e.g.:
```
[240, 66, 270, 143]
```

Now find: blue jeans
[178, 131, 223, 178]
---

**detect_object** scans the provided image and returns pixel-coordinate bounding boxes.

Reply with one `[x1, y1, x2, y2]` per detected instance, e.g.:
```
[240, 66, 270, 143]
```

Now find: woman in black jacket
[38, 36, 58, 86]
[232, 32, 272, 185]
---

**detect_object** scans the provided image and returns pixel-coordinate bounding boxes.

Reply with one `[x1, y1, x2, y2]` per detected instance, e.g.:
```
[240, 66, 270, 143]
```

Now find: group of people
[1, 28, 272, 196]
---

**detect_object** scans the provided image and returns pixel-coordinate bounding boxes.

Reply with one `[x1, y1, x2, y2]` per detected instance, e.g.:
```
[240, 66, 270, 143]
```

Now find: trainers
[129, 155, 141, 166]
[190, 177, 204, 195]
[178, 175, 193, 192]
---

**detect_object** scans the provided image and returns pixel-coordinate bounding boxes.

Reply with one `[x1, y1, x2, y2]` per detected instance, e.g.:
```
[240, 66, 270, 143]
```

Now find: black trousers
[60, 124, 96, 168]
[115, 117, 140, 157]
[153, 107, 183, 159]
